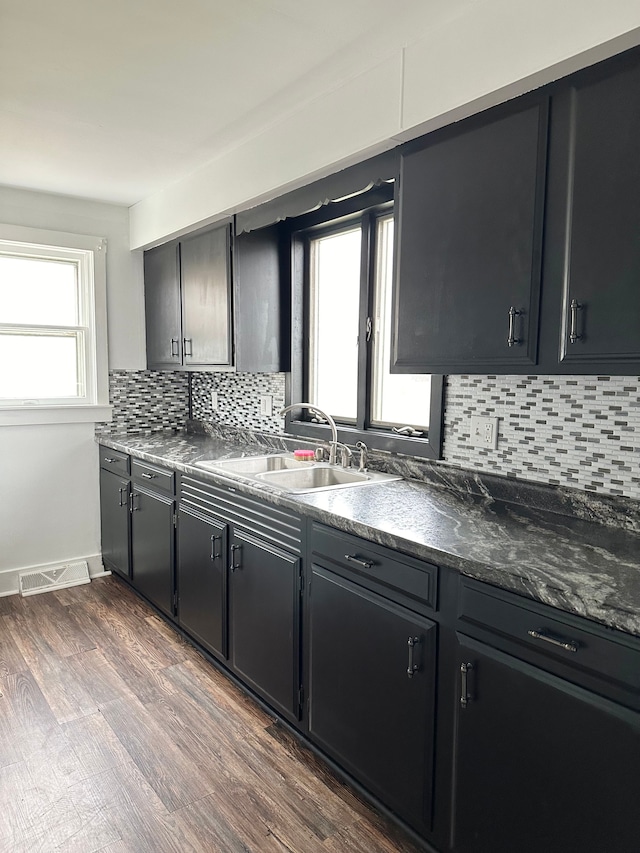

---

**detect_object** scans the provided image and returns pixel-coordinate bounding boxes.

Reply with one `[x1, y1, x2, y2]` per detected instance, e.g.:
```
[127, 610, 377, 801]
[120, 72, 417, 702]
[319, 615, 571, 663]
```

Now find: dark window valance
[234, 148, 399, 235]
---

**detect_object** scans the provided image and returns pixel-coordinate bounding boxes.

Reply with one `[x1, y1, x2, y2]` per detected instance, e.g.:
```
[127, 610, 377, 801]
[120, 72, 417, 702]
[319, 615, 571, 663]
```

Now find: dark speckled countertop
[98, 431, 640, 638]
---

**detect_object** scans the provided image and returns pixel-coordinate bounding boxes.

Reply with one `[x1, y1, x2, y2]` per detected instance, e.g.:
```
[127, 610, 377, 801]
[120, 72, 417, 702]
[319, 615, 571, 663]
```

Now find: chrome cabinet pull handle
[140, 472, 156, 480]
[344, 554, 374, 569]
[183, 337, 193, 356]
[210, 534, 222, 561]
[569, 298, 582, 344]
[129, 493, 139, 512]
[407, 636, 420, 678]
[528, 629, 579, 653]
[460, 662, 473, 708]
[507, 306, 521, 347]
[171, 337, 179, 356]
[118, 487, 126, 507]
[104, 457, 116, 464]
[230, 544, 241, 572]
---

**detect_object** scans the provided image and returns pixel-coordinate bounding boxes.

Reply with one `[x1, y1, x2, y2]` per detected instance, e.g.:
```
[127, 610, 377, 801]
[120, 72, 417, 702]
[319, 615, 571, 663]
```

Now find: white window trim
[0, 223, 112, 426]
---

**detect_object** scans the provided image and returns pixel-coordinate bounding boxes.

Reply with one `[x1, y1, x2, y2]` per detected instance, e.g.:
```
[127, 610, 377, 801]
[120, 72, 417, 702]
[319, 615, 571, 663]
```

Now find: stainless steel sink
[195, 454, 400, 493]
[195, 454, 305, 476]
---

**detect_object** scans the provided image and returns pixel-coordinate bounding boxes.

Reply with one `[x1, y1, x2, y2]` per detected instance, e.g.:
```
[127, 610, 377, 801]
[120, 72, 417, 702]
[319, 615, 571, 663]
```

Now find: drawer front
[131, 459, 175, 495]
[311, 523, 437, 611]
[459, 577, 640, 693]
[99, 446, 130, 476]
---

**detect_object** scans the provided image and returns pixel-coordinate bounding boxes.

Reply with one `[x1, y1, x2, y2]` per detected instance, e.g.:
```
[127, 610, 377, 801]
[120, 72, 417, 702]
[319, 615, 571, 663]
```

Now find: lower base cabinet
[308, 565, 437, 835]
[130, 485, 175, 618]
[99, 468, 130, 579]
[177, 507, 227, 660]
[229, 528, 301, 722]
[452, 635, 640, 853]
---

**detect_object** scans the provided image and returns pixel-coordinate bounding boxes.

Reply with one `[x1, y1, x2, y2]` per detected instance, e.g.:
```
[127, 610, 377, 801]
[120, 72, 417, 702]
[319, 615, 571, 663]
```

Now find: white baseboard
[0, 554, 110, 598]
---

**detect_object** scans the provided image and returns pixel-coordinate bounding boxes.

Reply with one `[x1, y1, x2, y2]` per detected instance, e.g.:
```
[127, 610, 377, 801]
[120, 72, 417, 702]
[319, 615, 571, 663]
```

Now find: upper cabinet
[144, 221, 288, 372]
[393, 46, 640, 376]
[144, 223, 232, 371]
[393, 97, 548, 374]
[541, 52, 640, 371]
[233, 224, 289, 373]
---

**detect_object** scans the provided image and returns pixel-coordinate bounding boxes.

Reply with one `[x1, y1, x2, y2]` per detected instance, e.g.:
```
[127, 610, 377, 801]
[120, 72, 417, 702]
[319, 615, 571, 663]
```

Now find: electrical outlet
[470, 416, 499, 449]
[260, 394, 273, 416]
[211, 391, 218, 412]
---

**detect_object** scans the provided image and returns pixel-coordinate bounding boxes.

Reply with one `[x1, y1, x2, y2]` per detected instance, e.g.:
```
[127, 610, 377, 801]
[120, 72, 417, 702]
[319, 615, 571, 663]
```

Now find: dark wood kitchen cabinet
[307, 524, 438, 835]
[144, 223, 232, 370]
[176, 505, 227, 661]
[130, 460, 176, 618]
[229, 528, 301, 722]
[99, 449, 131, 580]
[392, 95, 548, 374]
[541, 50, 640, 371]
[233, 224, 289, 372]
[452, 578, 640, 853]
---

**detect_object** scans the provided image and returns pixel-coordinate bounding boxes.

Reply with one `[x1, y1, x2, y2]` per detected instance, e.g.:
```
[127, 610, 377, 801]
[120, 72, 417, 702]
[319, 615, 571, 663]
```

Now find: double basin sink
[195, 453, 400, 494]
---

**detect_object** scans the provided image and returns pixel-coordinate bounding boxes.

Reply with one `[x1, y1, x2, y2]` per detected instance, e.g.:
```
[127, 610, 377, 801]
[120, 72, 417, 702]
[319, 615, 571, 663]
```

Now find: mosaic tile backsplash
[443, 375, 640, 499]
[103, 368, 640, 501]
[190, 371, 287, 434]
[97, 369, 189, 435]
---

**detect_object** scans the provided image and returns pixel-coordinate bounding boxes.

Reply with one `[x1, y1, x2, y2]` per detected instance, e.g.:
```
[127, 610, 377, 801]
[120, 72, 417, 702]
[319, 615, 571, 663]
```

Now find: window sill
[0, 404, 113, 427]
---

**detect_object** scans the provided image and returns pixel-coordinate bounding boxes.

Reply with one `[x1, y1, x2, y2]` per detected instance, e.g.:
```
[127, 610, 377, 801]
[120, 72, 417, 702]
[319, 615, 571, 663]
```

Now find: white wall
[130, 0, 640, 249]
[0, 187, 143, 589]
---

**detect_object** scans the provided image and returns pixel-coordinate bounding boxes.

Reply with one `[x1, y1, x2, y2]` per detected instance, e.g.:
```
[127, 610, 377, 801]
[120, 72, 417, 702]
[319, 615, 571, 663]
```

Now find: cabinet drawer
[99, 447, 130, 476]
[132, 459, 175, 495]
[459, 577, 640, 693]
[311, 523, 437, 611]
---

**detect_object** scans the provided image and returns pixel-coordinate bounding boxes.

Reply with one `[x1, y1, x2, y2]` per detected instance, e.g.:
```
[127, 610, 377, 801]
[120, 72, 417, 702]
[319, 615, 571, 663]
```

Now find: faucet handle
[339, 444, 352, 469]
[355, 441, 368, 472]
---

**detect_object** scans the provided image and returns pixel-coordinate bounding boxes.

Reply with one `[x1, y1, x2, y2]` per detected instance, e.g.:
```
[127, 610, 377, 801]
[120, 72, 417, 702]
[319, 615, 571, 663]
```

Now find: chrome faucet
[279, 403, 339, 465]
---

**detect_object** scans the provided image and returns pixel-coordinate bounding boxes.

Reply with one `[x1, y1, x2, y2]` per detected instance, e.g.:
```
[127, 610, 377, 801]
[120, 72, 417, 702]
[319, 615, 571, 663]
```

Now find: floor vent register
[19, 560, 91, 596]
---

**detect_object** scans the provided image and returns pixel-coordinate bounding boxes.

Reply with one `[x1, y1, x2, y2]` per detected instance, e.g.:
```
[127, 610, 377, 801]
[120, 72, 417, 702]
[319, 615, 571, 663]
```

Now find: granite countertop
[98, 431, 640, 638]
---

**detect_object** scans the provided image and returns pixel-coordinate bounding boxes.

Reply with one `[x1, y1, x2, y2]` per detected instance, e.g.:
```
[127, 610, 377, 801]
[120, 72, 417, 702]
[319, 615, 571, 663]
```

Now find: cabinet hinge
[173, 512, 177, 528]
[173, 591, 178, 610]
[298, 686, 304, 711]
[298, 572, 305, 594]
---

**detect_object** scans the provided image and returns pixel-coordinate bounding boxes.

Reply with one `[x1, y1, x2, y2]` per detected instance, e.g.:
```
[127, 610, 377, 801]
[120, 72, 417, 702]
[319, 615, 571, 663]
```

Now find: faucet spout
[279, 402, 338, 465]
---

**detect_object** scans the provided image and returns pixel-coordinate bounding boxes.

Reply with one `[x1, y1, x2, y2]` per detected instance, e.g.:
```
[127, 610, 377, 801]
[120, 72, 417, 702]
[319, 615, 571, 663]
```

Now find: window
[0, 225, 110, 425]
[288, 189, 443, 458]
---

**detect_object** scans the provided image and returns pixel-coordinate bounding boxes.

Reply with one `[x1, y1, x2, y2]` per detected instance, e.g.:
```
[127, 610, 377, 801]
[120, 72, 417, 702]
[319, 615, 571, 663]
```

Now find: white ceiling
[0, 0, 441, 206]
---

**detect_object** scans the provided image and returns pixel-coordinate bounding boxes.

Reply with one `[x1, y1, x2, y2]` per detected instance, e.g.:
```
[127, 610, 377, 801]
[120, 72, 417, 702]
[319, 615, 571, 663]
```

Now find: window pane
[309, 227, 361, 421]
[0, 254, 79, 325]
[371, 216, 431, 430]
[0, 331, 83, 399]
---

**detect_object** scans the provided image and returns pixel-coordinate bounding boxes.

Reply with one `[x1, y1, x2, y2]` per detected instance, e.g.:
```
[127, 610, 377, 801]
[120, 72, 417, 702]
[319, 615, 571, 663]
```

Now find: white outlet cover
[211, 391, 218, 411]
[260, 394, 273, 416]
[469, 416, 499, 449]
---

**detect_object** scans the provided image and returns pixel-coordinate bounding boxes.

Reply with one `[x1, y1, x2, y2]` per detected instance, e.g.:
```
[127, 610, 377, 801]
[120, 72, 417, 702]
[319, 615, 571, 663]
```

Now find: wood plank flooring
[0, 576, 423, 852]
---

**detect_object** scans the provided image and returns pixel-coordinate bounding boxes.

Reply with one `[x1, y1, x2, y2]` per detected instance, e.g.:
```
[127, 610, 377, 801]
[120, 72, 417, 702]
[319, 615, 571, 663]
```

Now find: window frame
[286, 188, 443, 459]
[0, 224, 111, 426]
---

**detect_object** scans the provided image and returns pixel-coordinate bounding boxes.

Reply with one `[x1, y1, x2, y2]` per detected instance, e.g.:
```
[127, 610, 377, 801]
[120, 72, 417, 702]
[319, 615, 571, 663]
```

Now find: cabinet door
[177, 508, 227, 660]
[229, 529, 300, 722]
[308, 565, 436, 833]
[130, 486, 174, 617]
[234, 225, 287, 372]
[547, 56, 640, 368]
[393, 99, 547, 373]
[144, 241, 182, 368]
[181, 226, 232, 366]
[452, 635, 640, 853]
[99, 469, 130, 579]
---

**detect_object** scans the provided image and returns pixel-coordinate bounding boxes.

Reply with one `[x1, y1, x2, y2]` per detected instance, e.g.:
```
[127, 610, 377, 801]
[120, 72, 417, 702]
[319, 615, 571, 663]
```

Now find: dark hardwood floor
[0, 576, 423, 852]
